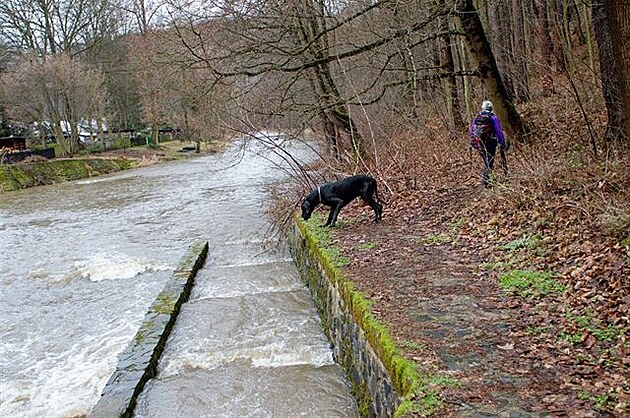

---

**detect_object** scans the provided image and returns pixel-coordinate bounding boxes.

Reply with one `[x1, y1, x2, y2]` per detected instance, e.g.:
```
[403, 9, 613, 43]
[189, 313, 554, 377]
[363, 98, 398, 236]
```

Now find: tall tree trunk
[456, 0, 528, 139]
[151, 121, 159, 147]
[63, 94, 79, 156]
[487, 0, 515, 99]
[438, 0, 464, 135]
[579, 0, 598, 87]
[548, 0, 568, 70]
[591, 0, 628, 144]
[604, 0, 630, 142]
[511, 0, 530, 101]
[93, 114, 104, 149]
[533, 0, 556, 95]
[294, 0, 365, 161]
[454, 16, 473, 117]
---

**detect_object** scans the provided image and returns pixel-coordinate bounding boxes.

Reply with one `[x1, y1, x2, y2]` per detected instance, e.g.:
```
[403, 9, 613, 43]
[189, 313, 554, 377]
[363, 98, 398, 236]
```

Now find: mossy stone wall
[290, 222, 402, 417]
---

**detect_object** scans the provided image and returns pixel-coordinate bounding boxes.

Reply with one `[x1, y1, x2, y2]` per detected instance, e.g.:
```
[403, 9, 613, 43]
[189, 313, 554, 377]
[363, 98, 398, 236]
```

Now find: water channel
[0, 135, 358, 417]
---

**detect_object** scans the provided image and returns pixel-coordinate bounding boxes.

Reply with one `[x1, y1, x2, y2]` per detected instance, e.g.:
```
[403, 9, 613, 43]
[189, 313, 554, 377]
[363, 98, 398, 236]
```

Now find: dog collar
[317, 186, 322, 202]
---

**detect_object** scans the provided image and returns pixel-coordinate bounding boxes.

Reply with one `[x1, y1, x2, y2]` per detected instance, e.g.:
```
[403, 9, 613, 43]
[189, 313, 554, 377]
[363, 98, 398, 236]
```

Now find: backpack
[469, 111, 494, 149]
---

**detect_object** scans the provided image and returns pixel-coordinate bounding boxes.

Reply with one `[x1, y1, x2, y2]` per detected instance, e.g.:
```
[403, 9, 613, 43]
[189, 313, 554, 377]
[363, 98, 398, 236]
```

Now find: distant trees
[0, 0, 627, 160]
[128, 32, 170, 146]
[0, 0, 163, 140]
[0, 0, 123, 55]
[0, 53, 107, 155]
[127, 26, 232, 146]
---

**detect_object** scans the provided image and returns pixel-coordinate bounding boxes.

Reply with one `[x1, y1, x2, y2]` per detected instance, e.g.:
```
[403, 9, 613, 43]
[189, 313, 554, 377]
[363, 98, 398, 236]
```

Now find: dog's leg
[361, 192, 382, 223]
[373, 200, 383, 222]
[325, 201, 344, 226]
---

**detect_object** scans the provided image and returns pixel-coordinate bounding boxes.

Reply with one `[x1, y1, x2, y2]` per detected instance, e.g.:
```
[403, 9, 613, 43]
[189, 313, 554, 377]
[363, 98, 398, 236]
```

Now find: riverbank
[0, 158, 138, 192]
[299, 142, 629, 415]
[0, 140, 217, 193]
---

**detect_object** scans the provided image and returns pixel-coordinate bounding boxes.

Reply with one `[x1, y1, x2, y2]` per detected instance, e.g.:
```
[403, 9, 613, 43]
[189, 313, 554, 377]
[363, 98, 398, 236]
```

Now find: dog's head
[301, 199, 313, 220]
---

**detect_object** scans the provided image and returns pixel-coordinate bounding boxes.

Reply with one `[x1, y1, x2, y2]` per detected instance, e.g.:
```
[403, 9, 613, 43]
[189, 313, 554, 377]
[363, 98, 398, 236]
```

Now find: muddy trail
[326, 184, 625, 417]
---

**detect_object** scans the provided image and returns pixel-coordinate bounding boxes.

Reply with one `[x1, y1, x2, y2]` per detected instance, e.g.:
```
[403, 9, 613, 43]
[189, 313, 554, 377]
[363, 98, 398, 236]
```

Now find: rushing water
[0, 135, 358, 417]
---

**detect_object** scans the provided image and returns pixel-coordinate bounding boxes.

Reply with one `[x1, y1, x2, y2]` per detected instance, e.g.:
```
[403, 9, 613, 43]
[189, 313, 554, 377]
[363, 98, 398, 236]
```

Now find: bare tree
[592, 1, 626, 145]
[0, 0, 124, 55]
[290, 0, 365, 162]
[601, 0, 630, 142]
[0, 53, 107, 155]
[127, 31, 171, 145]
[437, 0, 465, 135]
[456, 0, 528, 139]
[532, 0, 556, 95]
[160, 0, 461, 162]
[510, 0, 529, 101]
[119, 0, 167, 34]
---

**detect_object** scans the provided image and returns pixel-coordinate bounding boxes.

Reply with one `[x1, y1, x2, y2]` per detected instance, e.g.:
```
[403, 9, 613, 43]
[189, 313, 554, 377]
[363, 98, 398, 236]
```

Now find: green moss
[577, 389, 620, 413]
[449, 216, 468, 232]
[176, 242, 209, 274]
[563, 309, 623, 344]
[358, 241, 376, 250]
[418, 233, 451, 245]
[134, 319, 156, 346]
[135, 330, 147, 344]
[296, 214, 453, 417]
[151, 293, 176, 315]
[498, 269, 565, 298]
[526, 326, 549, 336]
[394, 392, 442, 417]
[302, 214, 351, 267]
[354, 382, 373, 416]
[0, 158, 138, 192]
[500, 233, 543, 252]
[399, 340, 426, 351]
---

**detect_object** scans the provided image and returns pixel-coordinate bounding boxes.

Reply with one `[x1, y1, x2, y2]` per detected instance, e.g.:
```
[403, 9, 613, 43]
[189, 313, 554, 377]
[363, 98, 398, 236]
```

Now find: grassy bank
[0, 158, 137, 192]
[0, 139, 224, 193]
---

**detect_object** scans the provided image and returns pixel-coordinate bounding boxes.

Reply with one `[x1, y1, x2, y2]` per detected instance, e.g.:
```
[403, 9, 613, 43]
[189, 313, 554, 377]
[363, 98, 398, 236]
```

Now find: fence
[1, 148, 56, 164]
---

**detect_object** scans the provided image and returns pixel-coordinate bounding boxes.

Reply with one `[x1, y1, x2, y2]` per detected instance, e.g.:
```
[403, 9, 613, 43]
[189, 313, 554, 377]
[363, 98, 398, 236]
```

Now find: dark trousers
[478, 139, 497, 187]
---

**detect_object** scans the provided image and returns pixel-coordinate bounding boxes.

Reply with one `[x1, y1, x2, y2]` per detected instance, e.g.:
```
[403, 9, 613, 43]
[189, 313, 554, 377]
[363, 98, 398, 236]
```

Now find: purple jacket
[469, 111, 506, 148]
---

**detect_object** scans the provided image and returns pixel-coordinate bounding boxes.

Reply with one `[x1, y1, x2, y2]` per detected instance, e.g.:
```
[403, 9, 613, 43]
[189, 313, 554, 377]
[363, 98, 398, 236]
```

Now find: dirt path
[330, 185, 607, 416]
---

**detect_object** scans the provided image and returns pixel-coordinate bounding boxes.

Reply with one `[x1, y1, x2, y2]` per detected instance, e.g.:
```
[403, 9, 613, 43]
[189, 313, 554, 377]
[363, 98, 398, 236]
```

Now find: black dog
[301, 175, 383, 227]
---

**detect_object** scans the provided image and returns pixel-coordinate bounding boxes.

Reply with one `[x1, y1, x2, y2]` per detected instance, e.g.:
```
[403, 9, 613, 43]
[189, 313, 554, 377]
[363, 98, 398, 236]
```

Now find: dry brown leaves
[322, 125, 629, 415]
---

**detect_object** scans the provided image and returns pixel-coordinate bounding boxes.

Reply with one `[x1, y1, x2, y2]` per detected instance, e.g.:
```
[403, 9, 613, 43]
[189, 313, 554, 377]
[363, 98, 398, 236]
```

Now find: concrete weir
[289, 221, 407, 417]
[90, 241, 209, 418]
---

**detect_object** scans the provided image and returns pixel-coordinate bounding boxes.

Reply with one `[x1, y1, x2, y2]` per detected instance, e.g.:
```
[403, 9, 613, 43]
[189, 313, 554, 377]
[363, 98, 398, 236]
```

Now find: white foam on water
[75, 177, 114, 185]
[213, 257, 295, 269]
[0, 322, 136, 418]
[250, 346, 336, 369]
[74, 251, 173, 282]
[155, 292, 337, 379]
[158, 341, 335, 377]
[190, 261, 304, 300]
[192, 283, 305, 300]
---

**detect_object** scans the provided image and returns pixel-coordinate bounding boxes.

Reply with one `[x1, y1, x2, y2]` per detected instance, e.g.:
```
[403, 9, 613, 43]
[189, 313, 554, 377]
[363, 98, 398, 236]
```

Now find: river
[0, 134, 358, 417]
